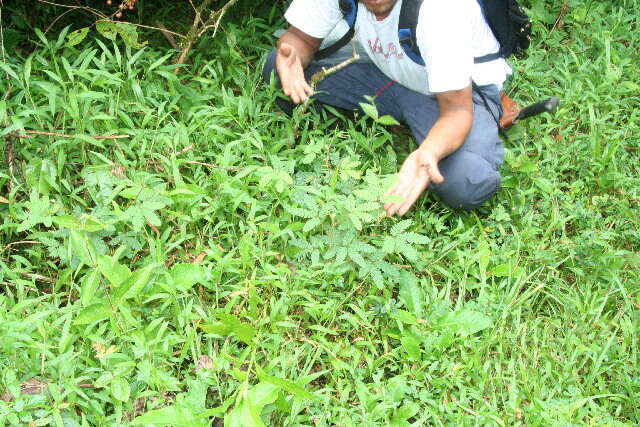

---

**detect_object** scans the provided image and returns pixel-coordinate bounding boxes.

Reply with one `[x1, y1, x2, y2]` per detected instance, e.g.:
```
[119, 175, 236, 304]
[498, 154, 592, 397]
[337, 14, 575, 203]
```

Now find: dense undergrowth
[1, 0, 639, 425]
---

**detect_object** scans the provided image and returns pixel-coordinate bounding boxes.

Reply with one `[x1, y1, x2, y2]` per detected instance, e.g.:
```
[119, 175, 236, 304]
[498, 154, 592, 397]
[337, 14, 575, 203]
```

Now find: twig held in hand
[293, 37, 360, 134]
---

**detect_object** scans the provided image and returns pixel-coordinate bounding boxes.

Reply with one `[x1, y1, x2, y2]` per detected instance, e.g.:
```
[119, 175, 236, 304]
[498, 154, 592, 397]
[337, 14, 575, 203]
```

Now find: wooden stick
[4, 241, 41, 251]
[175, 0, 240, 71]
[293, 37, 360, 134]
[156, 21, 180, 49]
[5, 134, 15, 193]
[176, 144, 195, 156]
[183, 160, 242, 171]
[22, 273, 57, 284]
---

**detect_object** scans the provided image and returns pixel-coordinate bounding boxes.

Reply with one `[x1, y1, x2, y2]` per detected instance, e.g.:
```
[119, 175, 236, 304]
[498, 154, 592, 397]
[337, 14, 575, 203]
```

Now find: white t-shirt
[284, 0, 512, 95]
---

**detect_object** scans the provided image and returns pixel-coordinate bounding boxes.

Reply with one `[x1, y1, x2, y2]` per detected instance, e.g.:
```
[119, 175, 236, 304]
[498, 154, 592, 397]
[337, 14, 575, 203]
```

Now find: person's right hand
[276, 42, 314, 104]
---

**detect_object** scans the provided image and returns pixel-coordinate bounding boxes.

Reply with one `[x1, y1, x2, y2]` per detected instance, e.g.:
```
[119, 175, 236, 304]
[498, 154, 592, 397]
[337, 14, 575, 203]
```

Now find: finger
[295, 75, 313, 94]
[426, 162, 444, 184]
[397, 187, 424, 216]
[397, 177, 430, 216]
[386, 186, 413, 216]
[384, 184, 405, 206]
[279, 43, 293, 58]
[294, 85, 309, 103]
[303, 82, 314, 96]
[290, 89, 302, 104]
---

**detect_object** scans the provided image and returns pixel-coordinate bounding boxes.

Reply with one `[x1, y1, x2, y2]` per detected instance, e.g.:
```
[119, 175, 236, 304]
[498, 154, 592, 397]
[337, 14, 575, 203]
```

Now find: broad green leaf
[53, 215, 82, 230]
[74, 303, 111, 325]
[70, 230, 97, 266]
[247, 382, 280, 409]
[80, 268, 101, 306]
[66, 27, 89, 47]
[170, 263, 206, 290]
[183, 378, 208, 413]
[54, 215, 105, 232]
[199, 323, 232, 336]
[114, 22, 146, 48]
[391, 309, 418, 325]
[535, 177, 555, 194]
[359, 102, 379, 121]
[113, 263, 157, 302]
[258, 372, 317, 401]
[398, 271, 424, 318]
[377, 114, 400, 126]
[111, 377, 130, 402]
[437, 310, 493, 337]
[200, 313, 256, 346]
[131, 405, 202, 426]
[225, 398, 263, 427]
[96, 21, 118, 41]
[400, 334, 421, 361]
[491, 263, 524, 278]
[97, 255, 132, 287]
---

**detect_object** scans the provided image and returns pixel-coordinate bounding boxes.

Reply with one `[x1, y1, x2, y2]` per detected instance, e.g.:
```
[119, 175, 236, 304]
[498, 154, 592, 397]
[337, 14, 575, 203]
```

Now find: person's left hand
[384, 147, 444, 216]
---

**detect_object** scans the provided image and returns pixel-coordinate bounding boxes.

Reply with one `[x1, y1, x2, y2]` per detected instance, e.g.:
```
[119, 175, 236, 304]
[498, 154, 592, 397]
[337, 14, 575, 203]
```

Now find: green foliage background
[1, 0, 639, 425]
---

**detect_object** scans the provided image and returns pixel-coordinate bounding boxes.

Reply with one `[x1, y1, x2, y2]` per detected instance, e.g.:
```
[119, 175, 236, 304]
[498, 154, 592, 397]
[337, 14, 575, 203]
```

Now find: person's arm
[276, 26, 322, 104]
[384, 84, 473, 216]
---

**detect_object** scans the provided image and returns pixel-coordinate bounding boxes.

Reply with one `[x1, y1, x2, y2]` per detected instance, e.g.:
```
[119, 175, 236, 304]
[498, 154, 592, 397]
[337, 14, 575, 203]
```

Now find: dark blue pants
[262, 50, 505, 210]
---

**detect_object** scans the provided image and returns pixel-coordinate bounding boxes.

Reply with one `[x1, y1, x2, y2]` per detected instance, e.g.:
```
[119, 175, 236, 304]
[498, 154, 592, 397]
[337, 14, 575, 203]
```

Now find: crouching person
[262, 0, 511, 215]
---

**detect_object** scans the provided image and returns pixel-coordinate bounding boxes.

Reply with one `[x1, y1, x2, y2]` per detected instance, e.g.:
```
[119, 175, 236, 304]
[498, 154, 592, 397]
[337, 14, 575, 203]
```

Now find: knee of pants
[430, 151, 501, 210]
[262, 50, 278, 84]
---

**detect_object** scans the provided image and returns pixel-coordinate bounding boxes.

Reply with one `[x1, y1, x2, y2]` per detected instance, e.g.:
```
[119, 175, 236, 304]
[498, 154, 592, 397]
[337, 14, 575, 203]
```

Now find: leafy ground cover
[1, 0, 639, 425]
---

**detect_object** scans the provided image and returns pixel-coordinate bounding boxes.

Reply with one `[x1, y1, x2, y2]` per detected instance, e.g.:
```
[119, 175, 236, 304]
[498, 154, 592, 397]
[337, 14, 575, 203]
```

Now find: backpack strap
[316, 0, 509, 66]
[398, 0, 425, 65]
[473, 52, 503, 64]
[315, 0, 358, 60]
[398, 0, 501, 65]
[472, 81, 508, 139]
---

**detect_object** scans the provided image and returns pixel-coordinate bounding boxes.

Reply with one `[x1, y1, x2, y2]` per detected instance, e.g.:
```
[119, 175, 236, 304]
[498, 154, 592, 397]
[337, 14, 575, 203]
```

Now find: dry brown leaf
[191, 252, 206, 264]
[21, 378, 47, 395]
[196, 355, 214, 372]
[124, 396, 148, 422]
[1, 391, 13, 402]
[92, 342, 118, 359]
[111, 164, 126, 178]
[228, 288, 248, 298]
[0, 196, 9, 204]
[147, 222, 161, 238]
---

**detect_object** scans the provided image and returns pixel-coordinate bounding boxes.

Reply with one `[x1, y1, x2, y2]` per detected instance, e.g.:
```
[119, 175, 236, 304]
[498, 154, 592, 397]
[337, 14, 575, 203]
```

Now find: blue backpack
[315, 0, 532, 65]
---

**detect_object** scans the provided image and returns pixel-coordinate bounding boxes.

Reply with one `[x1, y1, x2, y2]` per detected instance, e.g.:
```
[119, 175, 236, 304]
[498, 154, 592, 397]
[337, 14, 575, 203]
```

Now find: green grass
[1, 0, 639, 425]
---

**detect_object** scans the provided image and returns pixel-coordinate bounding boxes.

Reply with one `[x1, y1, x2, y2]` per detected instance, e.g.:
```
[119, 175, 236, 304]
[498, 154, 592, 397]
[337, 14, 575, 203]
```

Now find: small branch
[76, 383, 95, 389]
[309, 55, 360, 86]
[155, 21, 180, 49]
[174, 0, 240, 72]
[293, 37, 360, 133]
[176, 144, 195, 156]
[183, 160, 242, 171]
[5, 134, 15, 192]
[103, 20, 186, 40]
[0, 0, 5, 65]
[550, 1, 570, 34]
[3, 241, 42, 251]
[44, 8, 78, 34]
[310, 37, 360, 86]
[35, 0, 107, 19]
[8, 130, 131, 140]
[22, 273, 57, 284]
